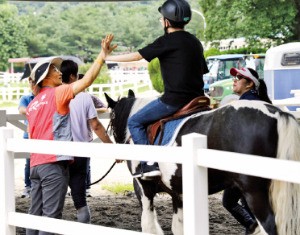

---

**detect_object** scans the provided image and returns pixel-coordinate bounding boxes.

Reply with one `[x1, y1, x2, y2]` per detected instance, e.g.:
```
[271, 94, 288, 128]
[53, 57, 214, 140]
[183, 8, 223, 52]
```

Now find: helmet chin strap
[163, 19, 171, 34]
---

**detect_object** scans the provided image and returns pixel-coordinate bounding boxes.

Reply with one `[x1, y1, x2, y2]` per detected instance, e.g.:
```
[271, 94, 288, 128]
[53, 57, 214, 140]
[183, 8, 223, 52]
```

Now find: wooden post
[0, 127, 16, 235]
[182, 133, 209, 235]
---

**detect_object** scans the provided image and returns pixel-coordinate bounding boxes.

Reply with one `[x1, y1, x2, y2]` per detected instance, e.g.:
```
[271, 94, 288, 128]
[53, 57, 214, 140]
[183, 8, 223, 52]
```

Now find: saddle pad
[154, 116, 189, 146]
[153, 109, 213, 146]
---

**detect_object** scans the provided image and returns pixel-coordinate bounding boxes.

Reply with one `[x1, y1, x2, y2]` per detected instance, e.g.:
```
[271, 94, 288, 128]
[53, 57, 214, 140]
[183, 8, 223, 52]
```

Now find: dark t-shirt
[138, 31, 208, 106]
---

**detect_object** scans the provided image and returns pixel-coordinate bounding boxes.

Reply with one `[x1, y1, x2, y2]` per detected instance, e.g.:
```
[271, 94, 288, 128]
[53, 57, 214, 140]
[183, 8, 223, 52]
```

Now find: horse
[105, 90, 300, 235]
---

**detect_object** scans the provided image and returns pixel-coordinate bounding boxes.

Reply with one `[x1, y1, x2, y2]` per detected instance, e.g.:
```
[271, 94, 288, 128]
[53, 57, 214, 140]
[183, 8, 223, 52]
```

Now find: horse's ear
[104, 93, 117, 109]
[128, 89, 135, 98]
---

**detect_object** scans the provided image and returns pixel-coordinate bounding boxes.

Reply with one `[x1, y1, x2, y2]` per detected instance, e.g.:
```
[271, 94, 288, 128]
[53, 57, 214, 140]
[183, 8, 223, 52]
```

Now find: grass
[137, 85, 151, 93]
[101, 183, 134, 194]
[0, 101, 18, 108]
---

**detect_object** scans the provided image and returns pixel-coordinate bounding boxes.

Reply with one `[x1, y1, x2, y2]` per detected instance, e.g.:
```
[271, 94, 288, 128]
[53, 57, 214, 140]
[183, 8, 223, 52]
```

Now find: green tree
[12, 2, 164, 59]
[199, 0, 300, 45]
[0, 4, 28, 70]
[2, 1, 208, 74]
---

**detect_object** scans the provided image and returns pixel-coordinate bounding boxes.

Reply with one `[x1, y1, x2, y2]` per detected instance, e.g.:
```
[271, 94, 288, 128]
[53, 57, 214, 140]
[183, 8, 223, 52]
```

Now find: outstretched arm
[72, 34, 117, 96]
[105, 52, 143, 62]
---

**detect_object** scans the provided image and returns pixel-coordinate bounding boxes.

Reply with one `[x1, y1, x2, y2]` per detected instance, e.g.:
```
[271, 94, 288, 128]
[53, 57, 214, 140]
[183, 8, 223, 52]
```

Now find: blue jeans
[25, 158, 31, 188]
[128, 98, 181, 146]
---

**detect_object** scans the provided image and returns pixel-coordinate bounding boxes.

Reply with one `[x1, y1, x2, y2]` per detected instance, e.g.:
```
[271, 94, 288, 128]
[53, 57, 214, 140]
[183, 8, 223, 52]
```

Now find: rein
[87, 161, 117, 187]
[87, 120, 116, 187]
[106, 118, 113, 136]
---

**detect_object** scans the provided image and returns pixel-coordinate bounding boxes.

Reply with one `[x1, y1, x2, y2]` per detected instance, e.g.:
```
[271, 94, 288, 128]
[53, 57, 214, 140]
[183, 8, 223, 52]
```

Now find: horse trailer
[264, 42, 300, 110]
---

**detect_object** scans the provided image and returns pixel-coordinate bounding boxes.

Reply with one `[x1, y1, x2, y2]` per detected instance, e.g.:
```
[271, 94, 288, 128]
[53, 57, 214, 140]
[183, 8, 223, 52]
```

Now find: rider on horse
[105, 0, 208, 178]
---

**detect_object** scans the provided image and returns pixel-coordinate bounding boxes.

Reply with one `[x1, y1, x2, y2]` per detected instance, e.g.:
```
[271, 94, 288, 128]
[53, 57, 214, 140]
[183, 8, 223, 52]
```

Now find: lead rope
[87, 161, 117, 186]
[87, 119, 116, 187]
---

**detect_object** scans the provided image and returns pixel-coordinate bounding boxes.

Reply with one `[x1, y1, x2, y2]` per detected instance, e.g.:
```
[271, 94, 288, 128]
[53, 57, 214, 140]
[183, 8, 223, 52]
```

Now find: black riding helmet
[158, 0, 191, 24]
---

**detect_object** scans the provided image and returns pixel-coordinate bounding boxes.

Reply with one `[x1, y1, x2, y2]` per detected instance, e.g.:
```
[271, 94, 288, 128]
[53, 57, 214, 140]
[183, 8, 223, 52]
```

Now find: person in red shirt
[26, 34, 116, 235]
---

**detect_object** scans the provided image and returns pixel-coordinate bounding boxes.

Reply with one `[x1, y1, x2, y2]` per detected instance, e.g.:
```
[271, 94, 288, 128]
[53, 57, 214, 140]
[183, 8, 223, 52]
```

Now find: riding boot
[77, 205, 91, 223]
[230, 204, 258, 234]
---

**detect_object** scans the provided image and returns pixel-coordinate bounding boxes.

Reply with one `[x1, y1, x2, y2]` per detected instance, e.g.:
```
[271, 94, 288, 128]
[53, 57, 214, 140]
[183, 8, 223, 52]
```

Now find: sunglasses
[232, 74, 248, 81]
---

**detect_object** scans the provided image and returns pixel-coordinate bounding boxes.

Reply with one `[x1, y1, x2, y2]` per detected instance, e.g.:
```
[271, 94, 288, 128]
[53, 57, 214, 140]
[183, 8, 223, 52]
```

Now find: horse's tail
[270, 112, 300, 235]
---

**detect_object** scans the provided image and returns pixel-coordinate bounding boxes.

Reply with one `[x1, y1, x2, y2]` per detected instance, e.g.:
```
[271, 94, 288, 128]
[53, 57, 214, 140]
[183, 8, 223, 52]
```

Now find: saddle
[147, 96, 211, 145]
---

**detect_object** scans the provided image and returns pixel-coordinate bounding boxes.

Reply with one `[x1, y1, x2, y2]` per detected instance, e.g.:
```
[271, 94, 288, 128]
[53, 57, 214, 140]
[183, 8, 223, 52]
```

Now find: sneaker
[133, 162, 161, 179]
[245, 220, 258, 235]
[21, 186, 30, 198]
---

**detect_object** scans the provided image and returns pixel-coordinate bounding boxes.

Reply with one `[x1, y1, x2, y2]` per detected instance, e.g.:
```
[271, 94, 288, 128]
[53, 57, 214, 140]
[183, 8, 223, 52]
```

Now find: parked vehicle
[209, 78, 236, 107]
[264, 42, 300, 110]
[203, 54, 245, 91]
[208, 54, 265, 107]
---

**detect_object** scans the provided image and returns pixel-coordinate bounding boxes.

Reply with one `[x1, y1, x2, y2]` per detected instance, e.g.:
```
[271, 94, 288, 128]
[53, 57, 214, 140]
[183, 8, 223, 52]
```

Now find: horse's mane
[110, 96, 136, 143]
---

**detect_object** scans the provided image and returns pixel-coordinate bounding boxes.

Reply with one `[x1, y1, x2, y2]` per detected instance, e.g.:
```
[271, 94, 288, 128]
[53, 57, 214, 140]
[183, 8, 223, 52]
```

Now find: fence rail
[86, 80, 152, 98]
[0, 72, 26, 85]
[0, 110, 110, 132]
[0, 80, 152, 103]
[0, 87, 30, 102]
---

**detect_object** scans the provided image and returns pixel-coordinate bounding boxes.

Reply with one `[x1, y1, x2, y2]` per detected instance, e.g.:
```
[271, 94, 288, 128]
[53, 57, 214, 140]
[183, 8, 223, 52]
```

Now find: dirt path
[15, 192, 244, 235]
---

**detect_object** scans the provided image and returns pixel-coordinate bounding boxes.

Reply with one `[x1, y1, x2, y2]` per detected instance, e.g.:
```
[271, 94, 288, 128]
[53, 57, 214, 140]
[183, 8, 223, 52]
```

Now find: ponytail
[258, 79, 272, 104]
[247, 68, 272, 104]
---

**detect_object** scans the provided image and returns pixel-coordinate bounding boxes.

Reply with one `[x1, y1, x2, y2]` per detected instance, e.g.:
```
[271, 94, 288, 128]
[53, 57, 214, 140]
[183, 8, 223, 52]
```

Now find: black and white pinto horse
[105, 90, 300, 235]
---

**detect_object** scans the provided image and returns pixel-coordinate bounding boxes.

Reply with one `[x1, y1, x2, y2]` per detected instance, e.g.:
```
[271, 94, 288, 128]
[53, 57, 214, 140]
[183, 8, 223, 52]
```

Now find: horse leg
[171, 194, 183, 235]
[133, 179, 164, 235]
[244, 190, 277, 235]
[141, 194, 164, 235]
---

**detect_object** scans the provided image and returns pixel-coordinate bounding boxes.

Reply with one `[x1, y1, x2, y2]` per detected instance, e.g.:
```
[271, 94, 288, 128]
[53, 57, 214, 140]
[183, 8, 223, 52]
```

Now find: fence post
[182, 133, 209, 235]
[2, 87, 7, 101]
[0, 127, 16, 235]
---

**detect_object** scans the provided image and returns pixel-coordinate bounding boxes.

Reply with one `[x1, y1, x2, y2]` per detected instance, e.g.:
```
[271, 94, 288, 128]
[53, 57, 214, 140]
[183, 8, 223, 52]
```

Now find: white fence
[0, 87, 30, 102]
[87, 80, 153, 99]
[0, 80, 153, 103]
[1, 127, 300, 234]
[0, 72, 26, 85]
[109, 70, 150, 83]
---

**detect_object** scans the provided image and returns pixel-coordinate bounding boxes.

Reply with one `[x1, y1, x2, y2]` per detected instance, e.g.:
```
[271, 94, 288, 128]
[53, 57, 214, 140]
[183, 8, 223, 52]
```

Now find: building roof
[8, 57, 31, 63]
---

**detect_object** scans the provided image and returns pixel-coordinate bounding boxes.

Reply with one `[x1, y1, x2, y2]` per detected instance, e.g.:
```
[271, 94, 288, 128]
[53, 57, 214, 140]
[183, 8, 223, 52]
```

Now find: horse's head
[105, 89, 135, 109]
[104, 90, 136, 143]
